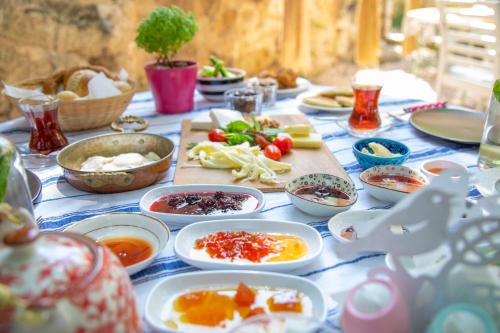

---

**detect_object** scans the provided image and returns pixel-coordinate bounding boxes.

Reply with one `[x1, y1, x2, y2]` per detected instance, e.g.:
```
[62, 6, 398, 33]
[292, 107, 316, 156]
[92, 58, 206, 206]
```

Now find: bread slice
[318, 87, 353, 98]
[335, 96, 354, 107]
[303, 96, 341, 108]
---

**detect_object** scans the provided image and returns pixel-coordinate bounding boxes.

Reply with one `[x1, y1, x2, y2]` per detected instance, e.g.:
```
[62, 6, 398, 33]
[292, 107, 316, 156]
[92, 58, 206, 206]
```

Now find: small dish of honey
[64, 213, 170, 275]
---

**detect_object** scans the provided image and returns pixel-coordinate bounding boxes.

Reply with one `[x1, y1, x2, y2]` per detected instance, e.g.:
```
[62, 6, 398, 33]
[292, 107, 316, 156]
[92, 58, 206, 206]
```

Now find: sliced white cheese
[284, 124, 311, 136]
[191, 114, 213, 131]
[291, 133, 322, 149]
[209, 108, 247, 129]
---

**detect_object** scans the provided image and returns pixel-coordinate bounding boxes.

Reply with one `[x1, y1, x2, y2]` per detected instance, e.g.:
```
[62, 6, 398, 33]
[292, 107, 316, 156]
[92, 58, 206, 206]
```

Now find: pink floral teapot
[0, 136, 142, 333]
[0, 205, 143, 333]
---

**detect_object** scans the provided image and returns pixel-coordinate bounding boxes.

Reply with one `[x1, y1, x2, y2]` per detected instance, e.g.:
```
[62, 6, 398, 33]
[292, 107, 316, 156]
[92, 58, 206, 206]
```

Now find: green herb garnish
[224, 133, 254, 146]
[225, 120, 252, 133]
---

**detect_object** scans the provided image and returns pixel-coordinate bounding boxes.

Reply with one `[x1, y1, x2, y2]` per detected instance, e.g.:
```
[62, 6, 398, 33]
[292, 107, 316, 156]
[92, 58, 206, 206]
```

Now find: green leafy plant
[135, 6, 198, 67]
[494, 79, 500, 103]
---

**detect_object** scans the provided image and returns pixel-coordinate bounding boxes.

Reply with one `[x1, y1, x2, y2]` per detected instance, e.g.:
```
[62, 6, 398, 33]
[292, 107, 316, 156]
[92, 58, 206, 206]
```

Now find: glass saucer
[336, 116, 394, 138]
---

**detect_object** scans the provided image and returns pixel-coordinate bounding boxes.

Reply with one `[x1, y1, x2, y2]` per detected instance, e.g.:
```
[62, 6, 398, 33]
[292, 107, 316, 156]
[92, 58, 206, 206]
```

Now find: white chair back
[436, 0, 500, 104]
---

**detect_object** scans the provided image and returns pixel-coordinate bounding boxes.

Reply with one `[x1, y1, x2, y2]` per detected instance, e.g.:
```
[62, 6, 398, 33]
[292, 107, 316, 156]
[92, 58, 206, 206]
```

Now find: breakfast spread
[302, 88, 354, 108]
[80, 152, 160, 172]
[149, 191, 259, 215]
[192, 231, 308, 263]
[163, 282, 310, 331]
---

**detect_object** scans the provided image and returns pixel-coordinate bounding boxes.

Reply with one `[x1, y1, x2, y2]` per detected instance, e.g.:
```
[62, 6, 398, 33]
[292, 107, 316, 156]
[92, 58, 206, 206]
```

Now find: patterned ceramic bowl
[360, 165, 429, 203]
[353, 138, 410, 170]
[285, 173, 357, 217]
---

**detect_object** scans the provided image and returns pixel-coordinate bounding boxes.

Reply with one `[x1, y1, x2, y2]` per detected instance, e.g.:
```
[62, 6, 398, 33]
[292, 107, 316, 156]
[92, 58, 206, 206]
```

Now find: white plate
[175, 219, 323, 272]
[328, 210, 387, 244]
[475, 167, 500, 197]
[277, 77, 310, 97]
[140, 184, 265, 227]
[64, 213, 169, 275]
[144, 270, 327, 333]
[297, 91, 352, 113]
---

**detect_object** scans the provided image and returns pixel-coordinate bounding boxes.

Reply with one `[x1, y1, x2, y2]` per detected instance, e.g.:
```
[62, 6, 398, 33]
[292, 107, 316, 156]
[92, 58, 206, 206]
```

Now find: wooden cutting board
[174, 113, 350, 192]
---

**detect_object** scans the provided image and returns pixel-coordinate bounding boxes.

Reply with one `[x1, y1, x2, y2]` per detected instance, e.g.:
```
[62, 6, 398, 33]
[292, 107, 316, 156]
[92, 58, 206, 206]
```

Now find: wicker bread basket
[3, 65, 137, 132]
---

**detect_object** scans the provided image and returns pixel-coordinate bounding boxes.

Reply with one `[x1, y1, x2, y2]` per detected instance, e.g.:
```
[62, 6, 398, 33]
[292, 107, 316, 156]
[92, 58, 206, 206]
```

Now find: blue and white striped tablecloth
[0, 87, 482, 331]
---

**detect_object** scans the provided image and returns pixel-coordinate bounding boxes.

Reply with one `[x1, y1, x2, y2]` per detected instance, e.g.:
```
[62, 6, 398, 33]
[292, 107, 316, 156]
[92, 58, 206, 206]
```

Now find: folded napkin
[403, 101, 447, 113]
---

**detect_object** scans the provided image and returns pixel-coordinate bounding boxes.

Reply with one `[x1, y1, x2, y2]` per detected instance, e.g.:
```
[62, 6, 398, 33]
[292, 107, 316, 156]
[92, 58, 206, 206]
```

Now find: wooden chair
[436, 0, 500, 106]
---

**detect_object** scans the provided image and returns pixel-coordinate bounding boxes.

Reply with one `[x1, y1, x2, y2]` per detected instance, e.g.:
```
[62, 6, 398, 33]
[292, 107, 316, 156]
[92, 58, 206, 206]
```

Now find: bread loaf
[64, 69, 97, 96]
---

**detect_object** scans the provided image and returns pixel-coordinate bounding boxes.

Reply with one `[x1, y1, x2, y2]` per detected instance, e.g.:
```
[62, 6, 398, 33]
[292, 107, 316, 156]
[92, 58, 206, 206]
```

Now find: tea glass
[17, 95, 68, 155]
[348, 82, 383, 136]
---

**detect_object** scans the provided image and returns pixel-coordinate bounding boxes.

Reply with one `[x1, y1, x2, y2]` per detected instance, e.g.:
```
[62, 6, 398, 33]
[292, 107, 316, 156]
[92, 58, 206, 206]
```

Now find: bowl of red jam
[360, 165, 429, 203]
[140, 184, 265, 226]
[285, 173, 357, 217]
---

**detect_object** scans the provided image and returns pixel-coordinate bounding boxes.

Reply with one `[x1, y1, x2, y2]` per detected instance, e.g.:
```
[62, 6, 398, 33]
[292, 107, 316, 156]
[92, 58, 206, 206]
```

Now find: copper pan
[57, 133, 174, 193]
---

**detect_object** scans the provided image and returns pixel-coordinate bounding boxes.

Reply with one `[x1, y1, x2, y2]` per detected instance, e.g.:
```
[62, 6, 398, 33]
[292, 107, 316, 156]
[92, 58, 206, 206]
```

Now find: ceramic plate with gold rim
[409, 108, 486, 144]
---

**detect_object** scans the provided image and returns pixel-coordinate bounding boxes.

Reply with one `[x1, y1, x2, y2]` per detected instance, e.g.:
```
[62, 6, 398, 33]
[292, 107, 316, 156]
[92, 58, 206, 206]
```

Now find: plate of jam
[140, 185, 265, 226]
[174, 219, 323, 272]
[144, 271, 327, 333]
[360, 165, 429, 203]
[64, 213, 169, 275]
[285, 174, 357, 217]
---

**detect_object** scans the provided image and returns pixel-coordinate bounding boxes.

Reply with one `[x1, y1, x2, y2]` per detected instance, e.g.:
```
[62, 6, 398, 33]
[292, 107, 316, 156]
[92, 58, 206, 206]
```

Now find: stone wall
[0, 0, 356, 120]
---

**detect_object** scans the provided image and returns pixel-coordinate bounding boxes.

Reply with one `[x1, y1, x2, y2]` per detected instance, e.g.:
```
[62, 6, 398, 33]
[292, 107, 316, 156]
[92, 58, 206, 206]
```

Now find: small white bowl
[360, 165, 429, 203]
[285, 174, 357, 217]
[140, 184, 265, 227]
[64, 213, 169, 275]
[144, 270, 327, 333]
[421, 159, 467, 180]
[175, 219, 323, 272]
[328, 209, 387, 244]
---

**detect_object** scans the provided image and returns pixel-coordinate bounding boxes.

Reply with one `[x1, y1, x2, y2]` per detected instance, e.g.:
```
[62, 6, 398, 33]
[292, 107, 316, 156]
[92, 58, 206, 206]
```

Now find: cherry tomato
[264, 144, 282, 161]
[254, 134, 271, 149]
[208, 129, 227, 142]
[273, 136, 293, 154]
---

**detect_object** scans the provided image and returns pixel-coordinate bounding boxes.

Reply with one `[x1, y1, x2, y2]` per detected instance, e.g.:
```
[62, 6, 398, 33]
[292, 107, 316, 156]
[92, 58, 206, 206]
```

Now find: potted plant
[136, 6, 198, 114]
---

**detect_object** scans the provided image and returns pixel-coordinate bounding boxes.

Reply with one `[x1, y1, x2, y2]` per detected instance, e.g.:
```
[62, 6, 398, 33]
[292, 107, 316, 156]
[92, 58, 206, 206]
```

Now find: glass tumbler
[17, 95, 68, 155]
[478, 80, 500, 169]
[348, 82, 383, 133]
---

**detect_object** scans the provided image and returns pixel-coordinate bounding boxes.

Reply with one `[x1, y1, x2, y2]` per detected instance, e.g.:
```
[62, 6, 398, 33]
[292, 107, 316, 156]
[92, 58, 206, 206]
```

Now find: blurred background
[1, 0, 498, 120]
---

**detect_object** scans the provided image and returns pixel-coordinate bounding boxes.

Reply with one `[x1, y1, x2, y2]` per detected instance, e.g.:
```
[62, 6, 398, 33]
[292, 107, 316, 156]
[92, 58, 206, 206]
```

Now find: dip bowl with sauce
[64, 212, 169, 275]
[140, 184, 266, 226]
[285, 174, 357, 217]
[360, 165, 429, 203]
[420, 159, 467, 180]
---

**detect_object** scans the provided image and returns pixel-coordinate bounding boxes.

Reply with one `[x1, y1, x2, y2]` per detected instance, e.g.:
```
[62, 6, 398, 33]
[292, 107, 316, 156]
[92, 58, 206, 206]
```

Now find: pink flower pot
[145, 60, 197, 114]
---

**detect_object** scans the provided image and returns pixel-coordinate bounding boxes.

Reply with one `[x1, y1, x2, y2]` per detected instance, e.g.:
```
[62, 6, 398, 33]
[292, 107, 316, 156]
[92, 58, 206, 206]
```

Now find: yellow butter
[291, 133, 322, 149]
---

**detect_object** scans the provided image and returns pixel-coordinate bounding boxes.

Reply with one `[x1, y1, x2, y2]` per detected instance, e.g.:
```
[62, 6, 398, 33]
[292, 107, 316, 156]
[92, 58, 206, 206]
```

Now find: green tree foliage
[135, 6, 198, 67]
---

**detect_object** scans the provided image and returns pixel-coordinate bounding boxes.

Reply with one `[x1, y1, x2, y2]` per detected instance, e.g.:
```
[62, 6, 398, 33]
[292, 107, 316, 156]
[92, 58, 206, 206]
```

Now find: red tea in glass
[348, 84, 382, 131]
[18, 96, 68, 155]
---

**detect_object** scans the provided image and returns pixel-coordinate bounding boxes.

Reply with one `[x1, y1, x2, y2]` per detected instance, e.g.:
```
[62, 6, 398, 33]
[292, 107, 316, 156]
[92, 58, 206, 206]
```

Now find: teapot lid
[0, 229, 101, 308]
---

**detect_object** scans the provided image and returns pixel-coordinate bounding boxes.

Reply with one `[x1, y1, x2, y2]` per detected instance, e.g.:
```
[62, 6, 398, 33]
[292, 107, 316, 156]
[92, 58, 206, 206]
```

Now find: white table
[0, 88, 482, 331]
